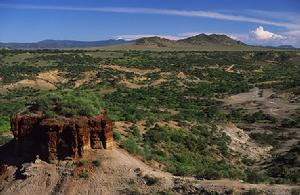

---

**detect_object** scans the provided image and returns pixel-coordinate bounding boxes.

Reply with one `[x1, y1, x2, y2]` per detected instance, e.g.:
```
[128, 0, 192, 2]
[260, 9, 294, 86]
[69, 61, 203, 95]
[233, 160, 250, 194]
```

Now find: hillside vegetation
[0, 48, 300, 185]
[25, 91, 105, 118]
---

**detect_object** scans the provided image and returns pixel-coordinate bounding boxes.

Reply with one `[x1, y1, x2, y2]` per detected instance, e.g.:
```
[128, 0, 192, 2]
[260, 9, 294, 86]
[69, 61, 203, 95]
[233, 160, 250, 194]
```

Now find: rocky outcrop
[11, 112, 113, 163]
[0, 161, 9, 175]
[218, 123, 272, 162]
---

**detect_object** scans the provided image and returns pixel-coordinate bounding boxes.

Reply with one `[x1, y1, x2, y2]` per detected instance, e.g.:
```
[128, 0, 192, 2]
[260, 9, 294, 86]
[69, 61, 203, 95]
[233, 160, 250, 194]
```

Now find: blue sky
[0, 0, 299, 46]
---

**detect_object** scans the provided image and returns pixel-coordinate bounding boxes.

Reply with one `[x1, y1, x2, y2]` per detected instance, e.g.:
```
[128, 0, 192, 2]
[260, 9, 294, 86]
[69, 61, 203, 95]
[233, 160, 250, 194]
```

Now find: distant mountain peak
[277, 45, 295, 49]
[178, 33, 245, 46]
[135, 36, 175, 47]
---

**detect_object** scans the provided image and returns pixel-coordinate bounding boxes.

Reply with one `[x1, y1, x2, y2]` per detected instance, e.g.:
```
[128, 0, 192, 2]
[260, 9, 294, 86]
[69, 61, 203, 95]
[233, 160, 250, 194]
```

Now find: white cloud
[0, 3, 298, 29]
[244, 26, 300, 47]
[251, 26, 286, 40]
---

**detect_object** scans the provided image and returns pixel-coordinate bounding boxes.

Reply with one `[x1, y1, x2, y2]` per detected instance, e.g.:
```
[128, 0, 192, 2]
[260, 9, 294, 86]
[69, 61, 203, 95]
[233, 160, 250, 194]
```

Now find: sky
[0, 0, 299, 47]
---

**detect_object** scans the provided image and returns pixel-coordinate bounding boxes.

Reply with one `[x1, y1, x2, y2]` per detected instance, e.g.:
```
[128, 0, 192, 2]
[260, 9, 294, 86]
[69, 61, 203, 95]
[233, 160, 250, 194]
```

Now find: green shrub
[0, 116, 10, 133]
[143, 175, 160, 186]
[156, 190, 174, 195]
[249, 132, 280, 148]
[245, 169, 269, 184]
[216, 138, 229, 155]
[79, 170, 89, 178]
[121, 137, 142, 155]
[291, 189, 300, 195]
[266, 142, 300, 184]
[147, 116, 157, 126]
[243, 188, 262, 195]
[125, 179, 141, 195]
[113, 131, 122, 141]
[197, 168, 221, 179]
[78, 159, 88, 166]
[29, 90, 105, 117]
[281, 118, 297, 128]
[131, 125, 141, 138]
[0, 135, 12, 146]
[241, 158, 256, 166]
[92, 159, 102, 167]
[243, 110, 275, 123]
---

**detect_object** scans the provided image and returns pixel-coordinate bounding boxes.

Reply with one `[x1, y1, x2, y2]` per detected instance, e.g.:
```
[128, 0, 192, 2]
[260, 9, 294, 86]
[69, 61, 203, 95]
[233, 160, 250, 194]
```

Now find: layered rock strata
[11, 113, 113, 163]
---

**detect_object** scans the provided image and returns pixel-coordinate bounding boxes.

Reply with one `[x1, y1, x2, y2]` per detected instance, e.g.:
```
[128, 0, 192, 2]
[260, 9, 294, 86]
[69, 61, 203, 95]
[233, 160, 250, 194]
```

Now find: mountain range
[0, 39, 129, 49]
[0, 34, 297, 50]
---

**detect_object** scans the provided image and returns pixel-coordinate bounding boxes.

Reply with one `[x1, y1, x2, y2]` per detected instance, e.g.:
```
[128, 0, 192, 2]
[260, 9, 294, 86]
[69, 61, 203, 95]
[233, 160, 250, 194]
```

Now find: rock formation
[0, 161, 8, 175]
[10, 112, 113, 163]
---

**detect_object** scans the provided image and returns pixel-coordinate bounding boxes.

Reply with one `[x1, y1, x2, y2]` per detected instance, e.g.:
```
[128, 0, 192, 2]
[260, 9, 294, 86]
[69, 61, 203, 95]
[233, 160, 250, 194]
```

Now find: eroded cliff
[11, 112, 113, 163]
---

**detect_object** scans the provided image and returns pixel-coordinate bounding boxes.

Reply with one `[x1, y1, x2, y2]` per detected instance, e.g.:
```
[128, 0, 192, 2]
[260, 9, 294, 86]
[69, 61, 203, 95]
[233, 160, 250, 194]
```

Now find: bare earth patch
[37, 70, 68, 84]
[0, 160, 60, 195]
[101, 64, 160, 75]
[176, 72, 187, 79]
[119, 79, 145, 89]
[114, 120, 146, 135]
[219, 123, 272, 162]
[224, 87, 273, 105]
[74, 71, 100, 88]
[1, 148, 299, 195]
[223, 87, 300, 119]
[156, 120, 182, 129]
[114, 121, 134, 135]
[0, 79, 56, 93]
[225, 64, 235, 72]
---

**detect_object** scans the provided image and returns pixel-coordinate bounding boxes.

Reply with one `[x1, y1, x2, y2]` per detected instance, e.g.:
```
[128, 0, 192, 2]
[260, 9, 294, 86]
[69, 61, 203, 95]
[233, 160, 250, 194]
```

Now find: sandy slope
[1, 148, 299, 195]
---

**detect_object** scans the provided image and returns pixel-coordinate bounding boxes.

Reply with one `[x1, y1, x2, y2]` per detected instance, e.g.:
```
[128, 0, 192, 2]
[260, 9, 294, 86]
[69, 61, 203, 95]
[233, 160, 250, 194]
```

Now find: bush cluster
[30, 90, 105, 117]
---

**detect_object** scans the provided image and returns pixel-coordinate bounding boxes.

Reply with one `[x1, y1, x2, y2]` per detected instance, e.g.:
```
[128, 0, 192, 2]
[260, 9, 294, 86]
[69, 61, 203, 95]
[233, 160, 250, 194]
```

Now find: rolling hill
[105, 34, 270, 51]
[178, 34, 246, 46]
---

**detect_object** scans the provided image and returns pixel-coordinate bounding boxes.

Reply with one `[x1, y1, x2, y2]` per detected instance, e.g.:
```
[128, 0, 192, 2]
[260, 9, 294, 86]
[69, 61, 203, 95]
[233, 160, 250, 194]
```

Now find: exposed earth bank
[1, 148, 299, 195]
